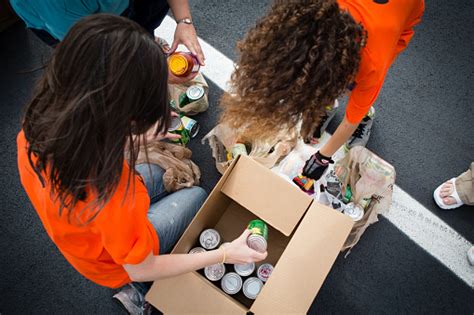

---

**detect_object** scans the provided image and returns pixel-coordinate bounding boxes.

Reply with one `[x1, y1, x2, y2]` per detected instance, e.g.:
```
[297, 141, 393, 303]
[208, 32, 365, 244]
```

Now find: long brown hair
[220, 0, 365, 141]
[22, 14, 170, 223]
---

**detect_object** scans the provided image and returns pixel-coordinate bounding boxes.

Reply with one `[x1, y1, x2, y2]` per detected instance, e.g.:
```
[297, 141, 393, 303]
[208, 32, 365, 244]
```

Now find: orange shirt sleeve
[94, 174, 159, 266]
[346, 49, 385, 124]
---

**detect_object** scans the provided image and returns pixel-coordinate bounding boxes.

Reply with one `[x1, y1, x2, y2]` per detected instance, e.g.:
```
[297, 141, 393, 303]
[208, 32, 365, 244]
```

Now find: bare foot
[438, 180, 457, 205]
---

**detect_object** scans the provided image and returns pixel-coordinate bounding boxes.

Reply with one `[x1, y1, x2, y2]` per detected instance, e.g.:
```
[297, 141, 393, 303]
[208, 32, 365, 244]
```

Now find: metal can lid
[188, 247, 206, 254]
[243, 277, 263, 300]
[343, 203, 364, 221]
[247, 234, 267, 253]
[257, 263, 273, 282]
[186, 85, 205, 100]
[204, 263, 225, 281]
[234, 262, 255, 277]
[221, 272, 243, 295]
[199, 229, 221, 250]
[168, 116, 183, 132]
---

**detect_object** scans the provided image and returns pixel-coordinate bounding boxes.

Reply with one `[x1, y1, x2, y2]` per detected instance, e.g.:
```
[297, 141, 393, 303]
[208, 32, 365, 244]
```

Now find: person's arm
[124, 229, 267, 282]
[319, 115, 358, 157]
[167, 0, 205, 65]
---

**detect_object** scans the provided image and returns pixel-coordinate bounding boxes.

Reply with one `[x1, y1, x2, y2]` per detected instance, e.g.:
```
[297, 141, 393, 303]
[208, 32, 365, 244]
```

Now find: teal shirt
[10, 0, 129, 40]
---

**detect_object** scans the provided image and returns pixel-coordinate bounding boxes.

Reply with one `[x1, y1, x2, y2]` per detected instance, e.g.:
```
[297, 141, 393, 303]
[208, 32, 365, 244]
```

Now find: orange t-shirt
[338, 0, 424, 123]
[17, 131, 159, 288]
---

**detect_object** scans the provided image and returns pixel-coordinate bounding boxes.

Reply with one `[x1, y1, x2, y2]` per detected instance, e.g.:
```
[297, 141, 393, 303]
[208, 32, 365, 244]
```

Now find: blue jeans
[135, 163, 207, 254]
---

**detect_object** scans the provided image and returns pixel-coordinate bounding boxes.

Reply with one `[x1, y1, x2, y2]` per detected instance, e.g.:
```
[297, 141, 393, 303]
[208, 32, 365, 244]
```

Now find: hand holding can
[223, 229, 267, 265]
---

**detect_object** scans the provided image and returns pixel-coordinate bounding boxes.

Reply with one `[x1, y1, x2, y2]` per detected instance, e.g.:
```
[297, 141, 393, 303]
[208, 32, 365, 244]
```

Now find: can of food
[247, 220, 268, 253]
[342, 184, 353, 204]
[257, 263, 273, 282]
[186, 85, 205, 101]
[168, 52, 200, 77]
[242, 277, 263, 300]
[168, 116, 190, 145]
[180, 115, 200, 138]
[204, 263, 226, 281]
[231, 143, 248, 158]
[221, 272, 243, 295]
[343, 202, 364, 221]
[199, 228, 221, 250]
[188, 247, 206, 254]
[234, 262, 255, 277]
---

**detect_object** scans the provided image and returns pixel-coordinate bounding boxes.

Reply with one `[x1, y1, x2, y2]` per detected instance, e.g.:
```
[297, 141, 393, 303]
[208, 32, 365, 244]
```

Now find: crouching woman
[17, 14, 266, 313]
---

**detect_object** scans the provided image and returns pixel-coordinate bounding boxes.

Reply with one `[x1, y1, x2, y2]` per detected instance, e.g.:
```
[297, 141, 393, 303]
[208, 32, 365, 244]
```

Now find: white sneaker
[468, 246, 474, 266]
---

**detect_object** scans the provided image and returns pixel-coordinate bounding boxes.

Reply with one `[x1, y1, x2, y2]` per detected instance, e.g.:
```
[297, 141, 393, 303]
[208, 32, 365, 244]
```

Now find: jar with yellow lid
[168, 52, 200, 77]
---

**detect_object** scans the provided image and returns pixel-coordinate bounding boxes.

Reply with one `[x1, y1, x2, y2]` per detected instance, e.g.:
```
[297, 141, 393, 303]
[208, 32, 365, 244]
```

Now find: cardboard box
[146, 155, 354, 314]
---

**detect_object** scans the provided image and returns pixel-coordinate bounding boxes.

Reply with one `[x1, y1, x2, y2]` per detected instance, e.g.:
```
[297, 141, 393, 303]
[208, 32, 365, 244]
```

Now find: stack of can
[190, 222, 274, 300]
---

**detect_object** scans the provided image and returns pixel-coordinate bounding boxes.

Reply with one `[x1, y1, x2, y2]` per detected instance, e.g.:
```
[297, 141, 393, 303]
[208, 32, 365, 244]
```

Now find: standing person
[220, 0, 424, 180]
[9, 0, 205, 66]
[433, 163, 474, 266]
[17, 15, 266, 315]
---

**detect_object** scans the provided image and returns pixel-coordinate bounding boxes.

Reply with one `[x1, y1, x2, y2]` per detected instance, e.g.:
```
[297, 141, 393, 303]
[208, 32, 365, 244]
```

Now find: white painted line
[156, 16, 474, 287]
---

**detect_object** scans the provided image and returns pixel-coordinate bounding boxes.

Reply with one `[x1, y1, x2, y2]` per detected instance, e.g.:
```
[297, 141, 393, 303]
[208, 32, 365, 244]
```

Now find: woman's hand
[222, 229, 268, 264]
[170, 23, 205, 66]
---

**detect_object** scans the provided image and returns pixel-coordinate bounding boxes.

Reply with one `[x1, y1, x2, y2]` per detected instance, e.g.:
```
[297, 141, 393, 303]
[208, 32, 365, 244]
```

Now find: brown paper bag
[202, 123, 298, 174]
[168, 72, 209, 116]
[334, 146, 396, 251]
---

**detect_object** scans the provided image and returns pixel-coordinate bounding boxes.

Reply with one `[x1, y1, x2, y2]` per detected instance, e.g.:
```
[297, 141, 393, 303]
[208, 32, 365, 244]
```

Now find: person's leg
[148, 186, 207, 254]
[126, 0, 170, 35]
[454, 162, 474, 206]
[135, 163, 169, 203]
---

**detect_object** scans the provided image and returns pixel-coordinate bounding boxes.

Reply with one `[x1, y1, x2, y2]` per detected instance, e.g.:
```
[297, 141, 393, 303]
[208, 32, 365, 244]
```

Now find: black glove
[302, 151, 334, 180]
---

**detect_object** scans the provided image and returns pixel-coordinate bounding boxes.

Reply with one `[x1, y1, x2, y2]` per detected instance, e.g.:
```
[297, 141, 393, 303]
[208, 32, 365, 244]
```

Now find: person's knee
[188, 186, 208, 204]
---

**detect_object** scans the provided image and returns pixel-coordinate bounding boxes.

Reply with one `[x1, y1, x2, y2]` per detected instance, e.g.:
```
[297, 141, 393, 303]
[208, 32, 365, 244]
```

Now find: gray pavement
[1, 0, 473, 314]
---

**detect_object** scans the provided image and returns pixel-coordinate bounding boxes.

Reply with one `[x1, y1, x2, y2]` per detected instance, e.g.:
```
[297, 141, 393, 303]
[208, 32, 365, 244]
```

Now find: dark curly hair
[220, 0, 366, 141]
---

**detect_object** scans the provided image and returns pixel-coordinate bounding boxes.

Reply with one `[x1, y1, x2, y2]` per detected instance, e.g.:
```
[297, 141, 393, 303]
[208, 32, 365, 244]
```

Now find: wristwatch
[176, 18, 193, 25]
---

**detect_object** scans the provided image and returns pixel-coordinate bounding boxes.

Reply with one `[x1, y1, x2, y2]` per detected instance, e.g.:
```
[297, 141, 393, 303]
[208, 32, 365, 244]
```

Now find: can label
[257, 263, 273, 282]
[180, 115, 200, 138]
[199, 229, 221, 250]
[231, 143, 248, 159]
[168, 116, 190, 145]
[204, 263, 225, 281]
[247, 220, 268, 240]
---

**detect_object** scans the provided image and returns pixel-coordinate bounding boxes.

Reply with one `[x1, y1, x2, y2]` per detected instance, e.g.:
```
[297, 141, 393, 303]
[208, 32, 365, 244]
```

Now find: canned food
[257, 263, 273, 282]
[168, 116, 190, 146]
[204, 263, 225, 281]
[242, 277, 263, 300]
[247, 220, 268, 253]
[199, 228, 221, 250]
[247, 234, 267, 253]
[247, 220, 268, 240]
[343, 202, 364, 221]
[188, 247, 206, 254]
[234, 262, 255, 277]
[342, 184, 352, 204]
[186, 85, 205, 101]
[180, 115, 200, 138]
[231, 143, 248, 158]
[221, 272, 243, 295]
[168, 52, 200, 77]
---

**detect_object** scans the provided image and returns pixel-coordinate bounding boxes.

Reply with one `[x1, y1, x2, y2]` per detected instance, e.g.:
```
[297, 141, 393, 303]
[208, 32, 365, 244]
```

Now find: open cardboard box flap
[250, 202, 353, 314]
[221, 155, 313, 236]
